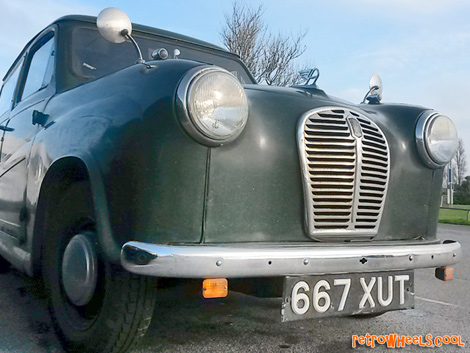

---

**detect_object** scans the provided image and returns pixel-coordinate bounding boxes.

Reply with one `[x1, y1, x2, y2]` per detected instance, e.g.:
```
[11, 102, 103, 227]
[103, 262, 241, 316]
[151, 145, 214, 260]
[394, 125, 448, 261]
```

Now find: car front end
[115, 63, 461, 319]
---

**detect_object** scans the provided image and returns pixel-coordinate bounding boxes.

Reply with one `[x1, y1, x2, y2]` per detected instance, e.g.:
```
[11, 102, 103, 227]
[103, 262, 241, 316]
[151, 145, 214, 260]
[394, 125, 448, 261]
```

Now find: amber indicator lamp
[202, 278, 228, 298]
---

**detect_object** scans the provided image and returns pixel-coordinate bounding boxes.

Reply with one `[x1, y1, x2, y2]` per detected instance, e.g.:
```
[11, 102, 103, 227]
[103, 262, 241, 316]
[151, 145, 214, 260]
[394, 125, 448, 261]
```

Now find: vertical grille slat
[298, 107, 390, 240]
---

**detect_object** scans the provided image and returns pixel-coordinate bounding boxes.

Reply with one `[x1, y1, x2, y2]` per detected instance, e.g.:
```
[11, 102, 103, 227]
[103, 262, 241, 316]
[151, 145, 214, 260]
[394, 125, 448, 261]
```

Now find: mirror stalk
[120, 29, 145, 64]
[361, 85, 379, 104]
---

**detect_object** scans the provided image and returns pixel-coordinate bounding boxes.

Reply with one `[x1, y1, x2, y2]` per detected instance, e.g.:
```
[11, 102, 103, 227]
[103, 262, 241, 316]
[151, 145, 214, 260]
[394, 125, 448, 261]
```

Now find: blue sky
[1, 0, 469, 168]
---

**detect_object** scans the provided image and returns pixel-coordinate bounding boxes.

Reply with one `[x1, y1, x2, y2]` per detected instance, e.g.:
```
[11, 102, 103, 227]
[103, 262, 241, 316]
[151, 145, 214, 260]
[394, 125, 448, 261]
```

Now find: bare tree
[442, 138, 467, 187]
[220, 2, 307, 86]
[454, 138, 467, 185]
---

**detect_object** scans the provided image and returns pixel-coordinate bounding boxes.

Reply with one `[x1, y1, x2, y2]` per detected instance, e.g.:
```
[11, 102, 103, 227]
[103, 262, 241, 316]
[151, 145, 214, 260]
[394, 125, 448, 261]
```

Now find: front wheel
[0, 255, 10, 273]
[353, 312, 387, 318]
[42, 182, 157, 353]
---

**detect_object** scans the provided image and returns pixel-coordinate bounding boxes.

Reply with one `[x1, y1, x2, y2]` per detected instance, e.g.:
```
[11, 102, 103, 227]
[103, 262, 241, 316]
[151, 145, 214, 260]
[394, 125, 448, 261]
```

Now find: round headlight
[416, 112, 458, 168]
[177, 67, 249, 146]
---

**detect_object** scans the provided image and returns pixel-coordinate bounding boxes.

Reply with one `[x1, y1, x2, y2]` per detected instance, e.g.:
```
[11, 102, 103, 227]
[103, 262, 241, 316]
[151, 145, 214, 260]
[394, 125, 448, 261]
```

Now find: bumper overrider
[121, 240, 461, 278]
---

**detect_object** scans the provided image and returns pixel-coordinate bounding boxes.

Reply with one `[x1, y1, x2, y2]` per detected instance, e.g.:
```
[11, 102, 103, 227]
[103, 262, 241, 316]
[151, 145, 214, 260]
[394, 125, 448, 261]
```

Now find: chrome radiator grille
[297, 107, 390, 240]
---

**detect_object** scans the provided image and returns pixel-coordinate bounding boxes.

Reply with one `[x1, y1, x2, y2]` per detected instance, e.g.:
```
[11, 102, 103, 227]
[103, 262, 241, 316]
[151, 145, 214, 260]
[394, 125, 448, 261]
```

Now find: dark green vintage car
[0, 7, 462, 353]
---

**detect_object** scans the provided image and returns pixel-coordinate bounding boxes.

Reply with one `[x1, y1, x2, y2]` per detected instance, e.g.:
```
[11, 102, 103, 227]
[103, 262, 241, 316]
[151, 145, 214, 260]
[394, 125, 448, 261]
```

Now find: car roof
[3, 14, 234, 82]
[54, 15, 229, 53]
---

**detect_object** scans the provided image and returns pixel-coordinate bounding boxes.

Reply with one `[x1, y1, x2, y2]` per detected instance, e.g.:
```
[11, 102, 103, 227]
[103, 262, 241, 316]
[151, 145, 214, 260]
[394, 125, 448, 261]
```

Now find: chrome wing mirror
[362, 74, 383, 104]
[97, 8, 145, 64]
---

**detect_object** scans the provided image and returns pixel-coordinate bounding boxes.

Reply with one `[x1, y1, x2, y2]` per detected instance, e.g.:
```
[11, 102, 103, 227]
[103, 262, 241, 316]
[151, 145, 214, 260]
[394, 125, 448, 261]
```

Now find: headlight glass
[425, 115, 458, 165]
[187, 70, 248, 140]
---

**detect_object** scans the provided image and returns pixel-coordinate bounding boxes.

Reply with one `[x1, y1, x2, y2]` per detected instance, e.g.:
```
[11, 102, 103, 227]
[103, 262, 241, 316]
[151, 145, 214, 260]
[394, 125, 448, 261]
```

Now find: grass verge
[439, 205, 470, 226]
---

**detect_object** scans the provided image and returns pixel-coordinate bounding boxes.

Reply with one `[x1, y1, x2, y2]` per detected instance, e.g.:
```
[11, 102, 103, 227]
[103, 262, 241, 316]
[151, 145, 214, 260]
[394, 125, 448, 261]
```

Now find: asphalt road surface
[0, 224, 468, 353]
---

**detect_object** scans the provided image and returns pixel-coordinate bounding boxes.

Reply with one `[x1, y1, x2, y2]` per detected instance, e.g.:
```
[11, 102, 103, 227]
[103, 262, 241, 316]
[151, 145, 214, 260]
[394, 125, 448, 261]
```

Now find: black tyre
[353, 312, 386, 318]
[0, 255, 10, 273]
[42, 182, 157, 353]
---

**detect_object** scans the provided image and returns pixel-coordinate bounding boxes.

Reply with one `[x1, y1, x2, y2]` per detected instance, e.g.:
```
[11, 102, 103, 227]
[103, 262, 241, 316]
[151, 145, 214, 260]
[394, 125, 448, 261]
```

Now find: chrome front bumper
[120, 240, 462, 278]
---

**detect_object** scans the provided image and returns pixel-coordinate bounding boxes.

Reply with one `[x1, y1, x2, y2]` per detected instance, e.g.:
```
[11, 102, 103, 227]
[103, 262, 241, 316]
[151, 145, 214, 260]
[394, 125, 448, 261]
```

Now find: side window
[22, 35, 55, 100]
[0, 58, 24, 116]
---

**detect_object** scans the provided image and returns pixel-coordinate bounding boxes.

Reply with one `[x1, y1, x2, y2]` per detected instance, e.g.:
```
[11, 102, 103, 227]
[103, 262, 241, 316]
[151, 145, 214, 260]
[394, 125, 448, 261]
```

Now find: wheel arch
[31, 154, 120, 276]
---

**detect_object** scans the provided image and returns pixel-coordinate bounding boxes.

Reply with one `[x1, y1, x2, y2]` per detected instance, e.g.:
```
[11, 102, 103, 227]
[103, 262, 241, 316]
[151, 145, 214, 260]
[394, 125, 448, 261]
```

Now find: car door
[0, 57, 24, 162]
[0, 111, 11, 161]
[0, 56, 25, 238]
[0, 30, 55, 242]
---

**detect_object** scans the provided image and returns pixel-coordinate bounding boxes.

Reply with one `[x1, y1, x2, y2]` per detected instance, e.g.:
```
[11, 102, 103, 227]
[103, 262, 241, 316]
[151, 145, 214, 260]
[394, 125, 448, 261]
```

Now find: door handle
[0, 125, 13, 132]
[32, 110, 49, 126]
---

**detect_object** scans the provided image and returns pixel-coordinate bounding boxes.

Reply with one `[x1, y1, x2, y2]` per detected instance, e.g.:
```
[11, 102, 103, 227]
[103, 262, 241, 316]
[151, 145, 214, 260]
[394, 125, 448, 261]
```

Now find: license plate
[281, 270, 414, 322]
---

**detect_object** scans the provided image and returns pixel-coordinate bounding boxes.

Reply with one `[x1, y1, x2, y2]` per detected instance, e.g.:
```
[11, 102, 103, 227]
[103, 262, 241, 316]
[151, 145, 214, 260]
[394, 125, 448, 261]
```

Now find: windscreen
[71, 27, 253, 84]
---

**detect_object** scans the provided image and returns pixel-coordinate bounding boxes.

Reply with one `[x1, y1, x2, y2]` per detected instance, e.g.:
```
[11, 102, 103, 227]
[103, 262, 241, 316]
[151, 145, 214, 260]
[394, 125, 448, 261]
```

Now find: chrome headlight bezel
[176, 66, 249, 147]
[415, 111, 458, 168]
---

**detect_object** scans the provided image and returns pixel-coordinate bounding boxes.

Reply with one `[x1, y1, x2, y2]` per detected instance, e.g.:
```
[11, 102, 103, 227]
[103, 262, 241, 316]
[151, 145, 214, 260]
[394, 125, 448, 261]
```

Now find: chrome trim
[121, 240, 462, 278]
[297, 107, 390, 241]
[175, 66, 248, 147]
[415, 111, 454, 169]
[151, 48, 169, 60]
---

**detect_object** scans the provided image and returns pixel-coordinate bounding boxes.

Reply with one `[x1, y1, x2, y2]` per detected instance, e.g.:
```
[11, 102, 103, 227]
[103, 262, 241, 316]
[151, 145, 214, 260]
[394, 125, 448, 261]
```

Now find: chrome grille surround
[297, 107, 390, 241]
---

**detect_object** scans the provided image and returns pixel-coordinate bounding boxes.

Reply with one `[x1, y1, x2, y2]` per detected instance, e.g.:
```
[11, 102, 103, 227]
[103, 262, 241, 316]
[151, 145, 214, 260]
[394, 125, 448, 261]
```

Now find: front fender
[26, 60, 211, 273]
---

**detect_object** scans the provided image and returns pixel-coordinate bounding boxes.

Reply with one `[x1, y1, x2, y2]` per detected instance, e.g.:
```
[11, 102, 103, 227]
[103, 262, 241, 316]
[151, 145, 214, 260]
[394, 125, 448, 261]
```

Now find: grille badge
[347, 117, 363, 138]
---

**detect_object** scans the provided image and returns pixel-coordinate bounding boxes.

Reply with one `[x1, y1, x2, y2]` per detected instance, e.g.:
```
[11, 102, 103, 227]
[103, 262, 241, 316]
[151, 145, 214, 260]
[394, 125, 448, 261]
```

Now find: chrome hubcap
[62, 233, 98, 306]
